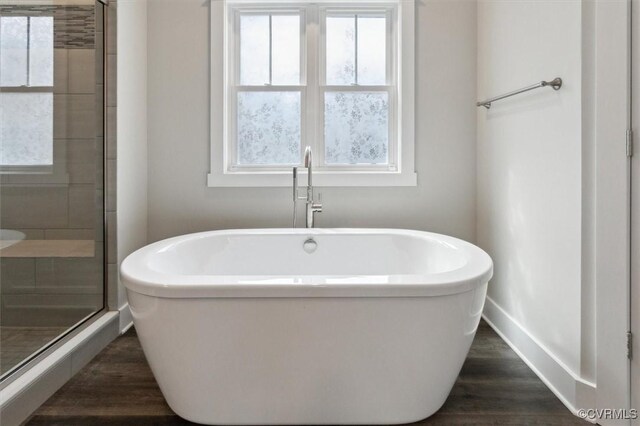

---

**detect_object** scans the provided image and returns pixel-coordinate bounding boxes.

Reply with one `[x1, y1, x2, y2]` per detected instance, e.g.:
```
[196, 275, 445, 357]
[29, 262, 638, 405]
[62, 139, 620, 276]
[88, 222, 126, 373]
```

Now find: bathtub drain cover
[303, 238, 317, 254]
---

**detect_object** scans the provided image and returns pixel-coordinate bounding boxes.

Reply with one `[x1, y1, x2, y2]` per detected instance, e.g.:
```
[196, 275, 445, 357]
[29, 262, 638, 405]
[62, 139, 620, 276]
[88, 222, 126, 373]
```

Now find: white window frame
[208, 0, 416, 187]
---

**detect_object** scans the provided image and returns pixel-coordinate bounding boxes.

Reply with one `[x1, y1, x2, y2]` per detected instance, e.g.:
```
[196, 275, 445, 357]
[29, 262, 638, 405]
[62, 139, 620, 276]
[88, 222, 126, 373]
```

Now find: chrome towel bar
[477, 77, 563, 109]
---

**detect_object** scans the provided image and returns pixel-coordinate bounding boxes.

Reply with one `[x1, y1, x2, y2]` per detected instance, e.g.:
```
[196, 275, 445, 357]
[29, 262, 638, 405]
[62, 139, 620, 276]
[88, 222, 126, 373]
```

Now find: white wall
[146, 0, 477, 243]
[579, 0, 596, 387]
[116, 0, 148, 327]
[477, 0, 595, 412]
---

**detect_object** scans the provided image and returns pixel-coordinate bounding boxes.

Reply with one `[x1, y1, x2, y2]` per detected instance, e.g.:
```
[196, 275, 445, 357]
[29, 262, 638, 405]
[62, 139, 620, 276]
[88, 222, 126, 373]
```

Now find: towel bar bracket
[543, 77, 563, 91]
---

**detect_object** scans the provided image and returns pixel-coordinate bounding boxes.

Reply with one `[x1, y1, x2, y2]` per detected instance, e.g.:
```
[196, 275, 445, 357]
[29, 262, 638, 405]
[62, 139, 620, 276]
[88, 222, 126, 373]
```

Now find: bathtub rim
[120, 228, 493, 298]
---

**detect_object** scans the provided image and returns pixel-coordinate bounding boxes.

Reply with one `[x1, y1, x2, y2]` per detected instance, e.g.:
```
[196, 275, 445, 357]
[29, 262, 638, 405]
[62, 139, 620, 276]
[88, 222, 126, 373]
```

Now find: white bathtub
[121, 228, 492, 425]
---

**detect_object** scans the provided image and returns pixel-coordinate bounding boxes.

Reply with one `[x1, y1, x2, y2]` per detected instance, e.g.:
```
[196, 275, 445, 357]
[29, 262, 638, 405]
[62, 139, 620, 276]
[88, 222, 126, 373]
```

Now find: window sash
[0, 90, 54, 170]
[226, 2, 398, 172]
[319, 6, 395, 87]
[0, 16, 54, 89]
[232, 7, 307, 87]
[228, 86, 306, 170]
[0, 15, 54, 171]
[317, 6, 396, 170]
[318, 85, 396, 171]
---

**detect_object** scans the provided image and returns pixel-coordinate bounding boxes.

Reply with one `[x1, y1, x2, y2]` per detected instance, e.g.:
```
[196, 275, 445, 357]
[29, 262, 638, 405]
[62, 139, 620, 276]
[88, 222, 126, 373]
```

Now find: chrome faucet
[293, 146, 322, 228]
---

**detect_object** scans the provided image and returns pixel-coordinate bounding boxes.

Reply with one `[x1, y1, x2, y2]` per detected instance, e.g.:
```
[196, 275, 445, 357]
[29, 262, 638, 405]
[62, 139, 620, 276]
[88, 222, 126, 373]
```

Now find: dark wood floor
[25, 321, 588, 425]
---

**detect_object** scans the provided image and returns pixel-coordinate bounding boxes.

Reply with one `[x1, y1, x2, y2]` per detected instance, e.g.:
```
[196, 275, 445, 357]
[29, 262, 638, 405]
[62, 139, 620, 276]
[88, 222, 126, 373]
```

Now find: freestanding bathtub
[121, 228, 492, 425]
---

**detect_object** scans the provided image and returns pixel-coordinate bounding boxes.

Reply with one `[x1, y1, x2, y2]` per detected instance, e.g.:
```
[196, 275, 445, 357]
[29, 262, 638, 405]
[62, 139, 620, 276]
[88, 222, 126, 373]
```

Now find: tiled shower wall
[0, 4, 108, 326]
[0, 5, 96, 48]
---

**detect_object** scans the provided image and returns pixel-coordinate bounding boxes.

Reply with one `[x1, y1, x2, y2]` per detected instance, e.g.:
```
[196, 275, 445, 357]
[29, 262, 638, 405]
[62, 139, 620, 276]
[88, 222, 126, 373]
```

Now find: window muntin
[0, 16, 54, 169]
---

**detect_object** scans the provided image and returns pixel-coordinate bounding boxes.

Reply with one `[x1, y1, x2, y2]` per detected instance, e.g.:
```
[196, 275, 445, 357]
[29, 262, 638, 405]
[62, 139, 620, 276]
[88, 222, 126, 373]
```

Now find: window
[0, 16, 54, 172]
[323, 12, 390, 166]
[209, 0, 416, 187]
[235, 12, 303, 165]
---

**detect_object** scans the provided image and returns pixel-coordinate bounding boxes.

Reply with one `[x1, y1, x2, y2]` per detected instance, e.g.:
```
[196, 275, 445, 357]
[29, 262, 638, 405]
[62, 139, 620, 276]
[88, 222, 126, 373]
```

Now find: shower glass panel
[0, 1, 105, 379]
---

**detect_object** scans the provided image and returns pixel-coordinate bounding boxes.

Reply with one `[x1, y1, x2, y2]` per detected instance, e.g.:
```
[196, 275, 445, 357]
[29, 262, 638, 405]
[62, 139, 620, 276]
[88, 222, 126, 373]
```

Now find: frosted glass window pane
[29, 17, 53, 87]
[324, 92, 388, 164]
[237, 91, 301, 165]
[357, 16, 386, 85]
[271, 15, 300, 85]
[240, 15, 270, 85]
[326, 16, 355, 85]
[0, 93, 53, 166]
[0, 17, 28, 87]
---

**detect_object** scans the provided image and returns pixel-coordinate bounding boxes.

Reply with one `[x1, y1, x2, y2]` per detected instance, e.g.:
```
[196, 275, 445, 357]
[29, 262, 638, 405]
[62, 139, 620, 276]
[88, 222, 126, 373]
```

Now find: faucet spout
[304, 147, 313, 200]
[303, 146, 312, 169]
[293, 146, 322, 228]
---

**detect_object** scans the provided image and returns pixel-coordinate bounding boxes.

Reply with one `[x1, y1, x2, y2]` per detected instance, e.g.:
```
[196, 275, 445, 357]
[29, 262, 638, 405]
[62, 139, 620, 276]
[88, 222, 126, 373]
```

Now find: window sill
[207, 170, 417, 187]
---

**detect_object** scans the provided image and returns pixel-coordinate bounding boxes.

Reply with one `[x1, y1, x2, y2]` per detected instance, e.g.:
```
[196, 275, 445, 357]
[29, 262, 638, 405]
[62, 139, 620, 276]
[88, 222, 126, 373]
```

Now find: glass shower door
[0, 1, 105, 378]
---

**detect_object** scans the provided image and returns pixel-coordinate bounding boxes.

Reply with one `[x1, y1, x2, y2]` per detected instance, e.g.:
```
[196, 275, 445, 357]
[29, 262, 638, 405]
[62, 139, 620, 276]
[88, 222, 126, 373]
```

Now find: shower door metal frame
[0, 0, 110, 387]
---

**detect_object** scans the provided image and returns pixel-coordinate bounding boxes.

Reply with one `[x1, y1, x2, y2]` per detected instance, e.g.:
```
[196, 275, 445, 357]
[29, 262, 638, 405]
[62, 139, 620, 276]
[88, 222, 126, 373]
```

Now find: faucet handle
[313, 193, 323, 213]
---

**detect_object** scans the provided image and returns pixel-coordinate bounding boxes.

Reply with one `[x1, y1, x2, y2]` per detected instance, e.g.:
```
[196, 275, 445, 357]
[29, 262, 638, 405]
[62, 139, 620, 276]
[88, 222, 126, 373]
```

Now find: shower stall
[0, 0, 106, 380]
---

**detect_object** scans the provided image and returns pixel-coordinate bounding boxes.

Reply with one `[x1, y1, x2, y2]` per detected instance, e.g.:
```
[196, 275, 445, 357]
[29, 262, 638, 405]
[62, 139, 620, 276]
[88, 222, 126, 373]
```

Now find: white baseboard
[482, 296, 596, 423]
[118, 302, 134, 334]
